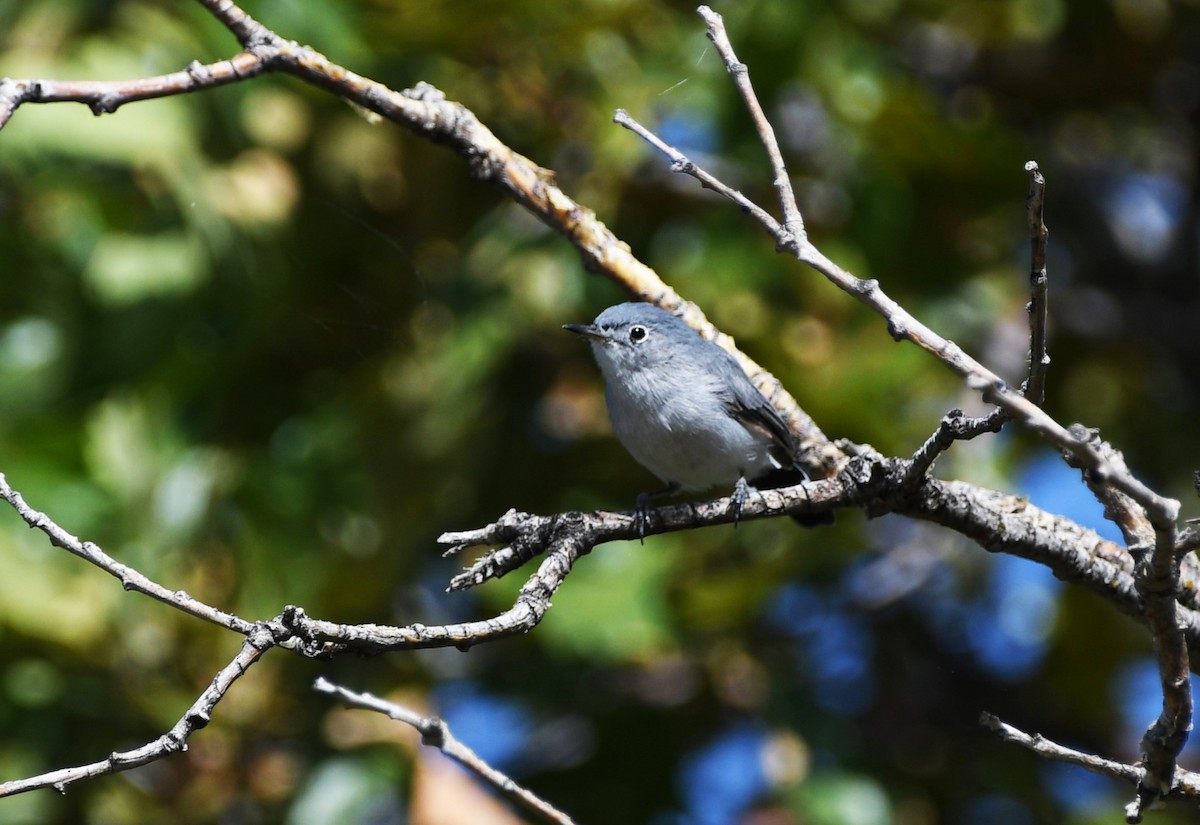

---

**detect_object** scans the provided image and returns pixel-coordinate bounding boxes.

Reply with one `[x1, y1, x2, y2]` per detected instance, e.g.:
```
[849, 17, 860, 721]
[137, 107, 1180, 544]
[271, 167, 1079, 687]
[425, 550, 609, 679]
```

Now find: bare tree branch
[1049, 430, 1193, 810]
[441, 468, 861, 591]
[432, 465, 1200, 655]
[1136, 508, 1192, 812]
[314, 678, 578, 825]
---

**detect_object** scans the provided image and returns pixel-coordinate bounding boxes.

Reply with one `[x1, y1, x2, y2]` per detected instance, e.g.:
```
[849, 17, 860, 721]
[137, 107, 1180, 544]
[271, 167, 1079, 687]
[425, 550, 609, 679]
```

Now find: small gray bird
[564, 302, 830, 534]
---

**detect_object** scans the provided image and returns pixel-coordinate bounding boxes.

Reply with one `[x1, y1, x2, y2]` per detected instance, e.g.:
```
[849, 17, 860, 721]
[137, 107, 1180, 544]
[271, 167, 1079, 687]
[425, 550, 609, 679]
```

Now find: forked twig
[696, 5, 806, 243]
[903, 409, 1005, 483]
[0, 628, 276, 797]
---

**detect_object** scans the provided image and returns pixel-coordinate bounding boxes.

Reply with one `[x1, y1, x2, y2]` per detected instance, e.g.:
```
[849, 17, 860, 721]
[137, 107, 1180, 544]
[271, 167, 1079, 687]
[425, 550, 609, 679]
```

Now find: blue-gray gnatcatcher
[564, 302, 831, 534]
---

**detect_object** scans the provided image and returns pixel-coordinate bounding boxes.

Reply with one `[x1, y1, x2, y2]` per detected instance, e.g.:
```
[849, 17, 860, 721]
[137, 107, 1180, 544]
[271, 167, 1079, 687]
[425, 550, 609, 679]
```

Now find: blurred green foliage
[3, 0, 1200, 823]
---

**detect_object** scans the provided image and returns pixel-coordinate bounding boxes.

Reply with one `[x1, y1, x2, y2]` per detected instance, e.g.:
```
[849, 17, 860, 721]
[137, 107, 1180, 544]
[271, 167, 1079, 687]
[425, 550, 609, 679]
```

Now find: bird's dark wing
[710, 344, 835, 526]
[707, 343, 837, 526]
[709, 345, 798, 468]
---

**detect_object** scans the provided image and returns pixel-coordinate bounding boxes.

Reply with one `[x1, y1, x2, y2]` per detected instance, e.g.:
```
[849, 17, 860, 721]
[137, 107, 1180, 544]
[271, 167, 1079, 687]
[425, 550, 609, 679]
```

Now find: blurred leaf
[790, 770, 892, 825]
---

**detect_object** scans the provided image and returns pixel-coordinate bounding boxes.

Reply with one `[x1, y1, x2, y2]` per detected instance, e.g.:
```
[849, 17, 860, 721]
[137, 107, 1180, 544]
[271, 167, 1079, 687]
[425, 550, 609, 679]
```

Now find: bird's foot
[634, 492, 652, 543]
[632, 483, 681, 542]
[732, 476, 754, 527]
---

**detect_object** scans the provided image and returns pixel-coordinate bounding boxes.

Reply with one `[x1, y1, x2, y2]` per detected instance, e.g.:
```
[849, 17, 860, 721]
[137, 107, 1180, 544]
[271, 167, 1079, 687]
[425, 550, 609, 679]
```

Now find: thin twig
[284, 537, 586, 654]
[614, 109, 779, 231]
[191, 0, 264, 45]
[314, 678, 578, 825]
[0, 56, 266, 126]
[0, 473, 255, 634]
[904, 408, 1005, 483]
[981, 711, 1144, 783]
[696, 5, 805, 244]
[893, 164, 1052, 483]
[1024, 161, 1050, 405]
[0, 627, 276, 797]
[981, 712, 1200, 821]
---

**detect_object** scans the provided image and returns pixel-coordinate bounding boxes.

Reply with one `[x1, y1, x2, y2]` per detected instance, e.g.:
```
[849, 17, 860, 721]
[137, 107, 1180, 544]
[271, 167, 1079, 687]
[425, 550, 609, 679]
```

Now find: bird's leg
[732, 475, 755, 527]
[635, 482, 680, 542]
[634, 493, 651, 543]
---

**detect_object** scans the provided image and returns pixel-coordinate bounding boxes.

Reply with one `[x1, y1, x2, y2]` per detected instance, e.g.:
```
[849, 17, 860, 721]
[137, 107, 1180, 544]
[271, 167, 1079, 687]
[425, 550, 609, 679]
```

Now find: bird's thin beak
[563, 323, 605, 341]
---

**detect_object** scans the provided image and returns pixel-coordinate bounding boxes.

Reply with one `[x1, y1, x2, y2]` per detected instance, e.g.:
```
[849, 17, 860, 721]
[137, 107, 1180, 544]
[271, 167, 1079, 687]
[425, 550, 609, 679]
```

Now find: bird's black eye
[629, 325, 648, 343]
